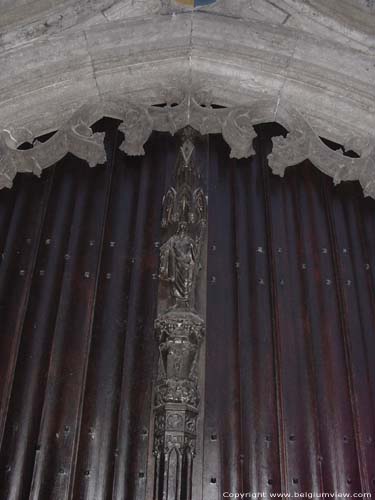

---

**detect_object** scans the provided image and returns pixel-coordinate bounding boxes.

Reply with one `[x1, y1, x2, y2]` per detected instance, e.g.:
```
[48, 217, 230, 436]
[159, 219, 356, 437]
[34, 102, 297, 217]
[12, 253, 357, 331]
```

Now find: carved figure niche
[152, 128, 207, 500]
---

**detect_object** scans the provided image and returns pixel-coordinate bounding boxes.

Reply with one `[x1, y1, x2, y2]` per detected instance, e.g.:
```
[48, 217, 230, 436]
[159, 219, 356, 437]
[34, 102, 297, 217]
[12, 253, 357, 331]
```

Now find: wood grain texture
[0, 123, 374, 499]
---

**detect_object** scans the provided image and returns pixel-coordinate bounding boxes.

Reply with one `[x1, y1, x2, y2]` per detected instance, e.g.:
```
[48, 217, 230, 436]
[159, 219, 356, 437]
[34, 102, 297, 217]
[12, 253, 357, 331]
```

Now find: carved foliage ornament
[0, 120, 106, 189]
[268, 123, 375, 198]
[1, 95, 375, 198]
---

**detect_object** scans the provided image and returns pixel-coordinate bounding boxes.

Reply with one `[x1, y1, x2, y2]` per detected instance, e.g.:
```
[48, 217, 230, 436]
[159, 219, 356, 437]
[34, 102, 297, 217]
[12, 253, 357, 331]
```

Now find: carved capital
[155, 311, 205, 345]
[155, 378, 200, 407]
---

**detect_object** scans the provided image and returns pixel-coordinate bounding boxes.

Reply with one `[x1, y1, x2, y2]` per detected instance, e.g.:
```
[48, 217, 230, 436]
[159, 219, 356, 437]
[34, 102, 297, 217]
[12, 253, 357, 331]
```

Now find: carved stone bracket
[2, 95, 375, 199]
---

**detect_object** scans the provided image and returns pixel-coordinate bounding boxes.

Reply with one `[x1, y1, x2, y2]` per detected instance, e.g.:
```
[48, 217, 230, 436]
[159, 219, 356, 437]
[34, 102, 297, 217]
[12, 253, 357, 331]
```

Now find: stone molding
[0, 11, 374, 154]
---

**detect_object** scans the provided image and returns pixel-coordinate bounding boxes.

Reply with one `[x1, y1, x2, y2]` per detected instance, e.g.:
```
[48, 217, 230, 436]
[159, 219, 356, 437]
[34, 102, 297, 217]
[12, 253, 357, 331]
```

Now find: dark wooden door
[204, 126, 375, 499]
[0, 122, 374, 499]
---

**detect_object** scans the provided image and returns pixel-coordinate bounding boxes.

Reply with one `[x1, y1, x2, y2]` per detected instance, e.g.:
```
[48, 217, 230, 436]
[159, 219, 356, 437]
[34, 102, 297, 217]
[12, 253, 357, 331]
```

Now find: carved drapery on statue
[159, 223, 197, 310]
[152, 129, 207, 500]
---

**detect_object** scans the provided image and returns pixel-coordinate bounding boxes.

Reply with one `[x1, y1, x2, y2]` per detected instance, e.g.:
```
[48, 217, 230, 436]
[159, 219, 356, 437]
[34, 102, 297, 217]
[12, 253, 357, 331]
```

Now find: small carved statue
[159, 221, 198, 310]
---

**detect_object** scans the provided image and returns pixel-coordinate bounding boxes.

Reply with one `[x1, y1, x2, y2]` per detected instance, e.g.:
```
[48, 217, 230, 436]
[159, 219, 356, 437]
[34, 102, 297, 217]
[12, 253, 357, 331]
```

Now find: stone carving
[222, 107, 258, 159]
[115, 96, 259, 161]
[268, 130, 307, 176]
[0, 116, 105, 190]
[0, 95, 260, 191]
[118, 104, 153, 155]
[268, 119, 375, 199]
[1, 0, 120, 49]
[2, 93, 375, 200]
[152, 130, 206, 499]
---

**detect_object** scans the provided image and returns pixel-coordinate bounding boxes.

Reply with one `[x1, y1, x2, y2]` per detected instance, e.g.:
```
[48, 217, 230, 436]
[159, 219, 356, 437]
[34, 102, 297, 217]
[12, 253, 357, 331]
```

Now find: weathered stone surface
[0, 5, 373, 144]
[0, 31, 99, 138]
[0, 0, 374, 197]
[2, 95, 375, 202]
[85, 14, 192, 100]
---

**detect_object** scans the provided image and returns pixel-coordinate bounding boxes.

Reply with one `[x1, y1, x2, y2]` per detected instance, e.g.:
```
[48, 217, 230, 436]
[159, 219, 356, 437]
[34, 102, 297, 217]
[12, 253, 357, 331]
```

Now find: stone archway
[0, 2, 374, 197]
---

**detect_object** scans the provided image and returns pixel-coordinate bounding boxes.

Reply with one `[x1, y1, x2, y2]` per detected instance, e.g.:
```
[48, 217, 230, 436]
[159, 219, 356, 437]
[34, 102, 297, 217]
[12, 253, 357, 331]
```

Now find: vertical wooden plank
[111, 133, 171, 500]
[264, 148, 322, 495]
[296, 165, 361, 493]
[324, 179, 374, 493]
[232, 135, 280, 496]
[288, 165, 325, 495]
[70, 138, 141, 500]
[0, 186, 16, 254]
[28, 152, 113, 500]
[0, 160, 81, 500]
[0, 172, 53, 450]
[203, 134, 241, 500]
[260, 130, 288, 494]
[358, 196, 375, 494]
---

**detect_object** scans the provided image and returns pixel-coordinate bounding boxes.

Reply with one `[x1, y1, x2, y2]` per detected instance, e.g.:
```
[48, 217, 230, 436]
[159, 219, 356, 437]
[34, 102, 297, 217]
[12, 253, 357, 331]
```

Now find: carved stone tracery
[268, 116, 375, 198]
[1, 94, 375, 200]
[0, 117, 106, 190]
